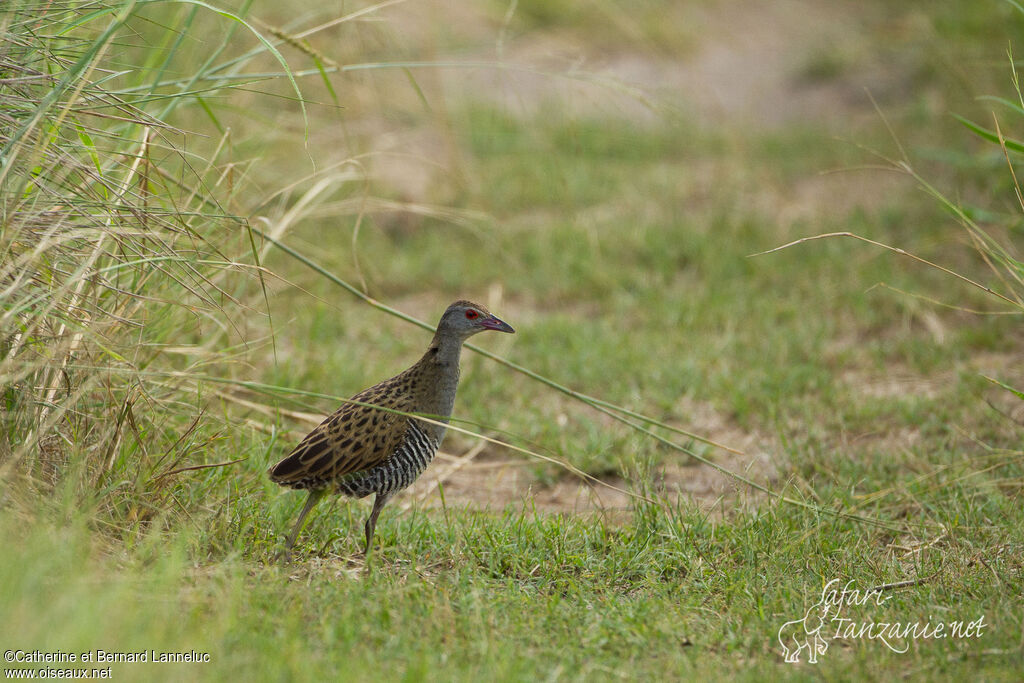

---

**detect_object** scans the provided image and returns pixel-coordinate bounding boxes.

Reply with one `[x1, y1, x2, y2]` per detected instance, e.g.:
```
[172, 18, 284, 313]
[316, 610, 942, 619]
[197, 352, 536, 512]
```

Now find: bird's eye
[465, 309, 479, 320]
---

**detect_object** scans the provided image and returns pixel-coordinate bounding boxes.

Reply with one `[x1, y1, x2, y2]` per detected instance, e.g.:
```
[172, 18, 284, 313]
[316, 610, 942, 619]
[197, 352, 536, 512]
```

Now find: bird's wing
[268, 378, 415, 487]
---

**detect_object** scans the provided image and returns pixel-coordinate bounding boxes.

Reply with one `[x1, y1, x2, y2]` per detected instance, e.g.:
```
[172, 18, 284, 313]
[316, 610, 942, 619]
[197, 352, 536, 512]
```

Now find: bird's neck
[426, 331, 464, 371]
[411, 332, 464, 437]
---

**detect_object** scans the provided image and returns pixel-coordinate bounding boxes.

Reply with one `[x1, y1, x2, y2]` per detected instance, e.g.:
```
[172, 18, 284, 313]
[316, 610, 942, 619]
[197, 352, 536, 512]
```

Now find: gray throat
[421, 333, 464, 441]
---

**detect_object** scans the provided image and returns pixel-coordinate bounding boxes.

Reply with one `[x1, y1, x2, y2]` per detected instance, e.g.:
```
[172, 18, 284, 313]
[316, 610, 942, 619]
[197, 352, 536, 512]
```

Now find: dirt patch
[840, 350, 1024, 403]
[404, 450, 633, 514]
[759, 168, 916, 230]
[423, 0, 892, 128]
[839, 366, 947, 401]
[398, 396, 780, 518]
[361, 0, 913, 223]
[655, 395, 780, 510]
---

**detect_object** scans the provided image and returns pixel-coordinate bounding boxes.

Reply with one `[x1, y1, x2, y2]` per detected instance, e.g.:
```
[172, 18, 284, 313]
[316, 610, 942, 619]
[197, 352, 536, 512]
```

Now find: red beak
[480, 315, 515, 333]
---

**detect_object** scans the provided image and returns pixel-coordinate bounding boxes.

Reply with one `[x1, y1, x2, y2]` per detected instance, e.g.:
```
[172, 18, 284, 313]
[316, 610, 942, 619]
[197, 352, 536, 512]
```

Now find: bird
[268, 300, 514, 559]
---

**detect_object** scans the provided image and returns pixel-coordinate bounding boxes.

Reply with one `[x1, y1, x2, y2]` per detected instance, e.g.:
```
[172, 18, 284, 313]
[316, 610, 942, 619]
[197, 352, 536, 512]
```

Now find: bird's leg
[364, 492, 393, 556]
[278, 488, 326, 562]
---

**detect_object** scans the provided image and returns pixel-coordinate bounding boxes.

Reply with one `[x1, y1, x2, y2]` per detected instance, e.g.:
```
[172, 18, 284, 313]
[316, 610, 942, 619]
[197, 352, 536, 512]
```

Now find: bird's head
[437, 300, 515, 340]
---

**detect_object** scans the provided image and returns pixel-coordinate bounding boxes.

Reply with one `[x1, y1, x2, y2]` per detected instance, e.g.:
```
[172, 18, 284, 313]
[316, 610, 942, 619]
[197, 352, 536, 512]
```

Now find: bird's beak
[480, 315, 515, 333]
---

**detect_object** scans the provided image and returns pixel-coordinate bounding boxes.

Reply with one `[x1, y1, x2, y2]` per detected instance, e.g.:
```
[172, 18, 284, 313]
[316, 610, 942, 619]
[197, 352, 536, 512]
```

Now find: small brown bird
[268, 300, 514, 558]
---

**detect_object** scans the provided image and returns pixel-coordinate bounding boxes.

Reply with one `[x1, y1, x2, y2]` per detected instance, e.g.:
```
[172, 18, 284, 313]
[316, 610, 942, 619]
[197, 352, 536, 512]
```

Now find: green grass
[4, 495, 1022, 680]
[1, 0, 1022, 680]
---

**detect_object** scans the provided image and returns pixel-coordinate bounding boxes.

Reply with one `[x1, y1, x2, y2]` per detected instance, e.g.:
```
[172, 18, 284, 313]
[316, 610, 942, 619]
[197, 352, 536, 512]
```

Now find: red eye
[465, 310, 479, 320]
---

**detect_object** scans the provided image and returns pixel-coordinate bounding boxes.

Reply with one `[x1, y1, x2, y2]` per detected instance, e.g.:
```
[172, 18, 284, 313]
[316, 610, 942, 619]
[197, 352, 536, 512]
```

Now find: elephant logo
[778, 599, 834, 663]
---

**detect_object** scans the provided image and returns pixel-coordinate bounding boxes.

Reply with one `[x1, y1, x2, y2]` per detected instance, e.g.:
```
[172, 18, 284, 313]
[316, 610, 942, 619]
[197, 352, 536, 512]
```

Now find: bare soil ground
[403, 410, 779, 517]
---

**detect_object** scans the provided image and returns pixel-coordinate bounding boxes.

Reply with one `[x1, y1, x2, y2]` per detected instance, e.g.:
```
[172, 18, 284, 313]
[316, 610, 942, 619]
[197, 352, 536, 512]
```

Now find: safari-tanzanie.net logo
[777, 579, 987, 664]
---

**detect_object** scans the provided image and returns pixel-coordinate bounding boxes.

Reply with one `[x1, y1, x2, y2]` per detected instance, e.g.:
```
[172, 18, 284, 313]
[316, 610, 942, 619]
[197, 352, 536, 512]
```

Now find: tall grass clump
[0, 1, 285, 537]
